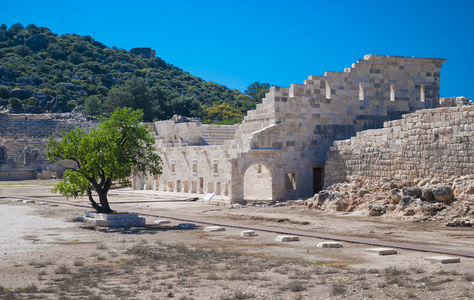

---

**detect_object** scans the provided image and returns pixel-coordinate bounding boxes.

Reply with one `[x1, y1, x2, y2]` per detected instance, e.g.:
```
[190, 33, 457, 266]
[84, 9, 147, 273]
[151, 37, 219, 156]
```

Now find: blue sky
[1, 0, 473, 99]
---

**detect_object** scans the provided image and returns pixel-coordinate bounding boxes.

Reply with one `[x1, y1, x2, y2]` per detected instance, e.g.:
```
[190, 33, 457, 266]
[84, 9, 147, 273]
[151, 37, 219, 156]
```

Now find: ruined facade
[135, 55, 447, 203]
[0, 113, 96, 180]
[325, 98, 472, 186]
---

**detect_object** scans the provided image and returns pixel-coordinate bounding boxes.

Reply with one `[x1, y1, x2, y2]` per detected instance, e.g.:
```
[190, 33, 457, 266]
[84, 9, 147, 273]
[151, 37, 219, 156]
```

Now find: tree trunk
[98, 190, 113, 213]
[87, 188, 114, 213]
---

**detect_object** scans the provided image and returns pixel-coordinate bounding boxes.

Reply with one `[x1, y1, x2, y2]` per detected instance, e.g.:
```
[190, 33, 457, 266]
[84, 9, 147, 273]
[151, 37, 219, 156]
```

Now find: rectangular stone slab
[155, 220, 171, 225]
[275, 235, 299, 242]
[317, 241, 343, 248]
[366, 248, 397, 255]
[204, 226, 226, 232]
[240, 230, 258, 237]
[424, 256, 461, 264]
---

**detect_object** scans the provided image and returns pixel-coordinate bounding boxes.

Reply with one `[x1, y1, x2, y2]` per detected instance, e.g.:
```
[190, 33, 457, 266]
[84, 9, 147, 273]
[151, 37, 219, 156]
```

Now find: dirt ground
[1, 180, 473, 300]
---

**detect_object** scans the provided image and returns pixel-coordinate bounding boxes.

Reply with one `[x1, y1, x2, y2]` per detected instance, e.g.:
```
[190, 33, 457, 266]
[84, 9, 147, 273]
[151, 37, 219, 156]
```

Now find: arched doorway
[243, 162, 273, 201]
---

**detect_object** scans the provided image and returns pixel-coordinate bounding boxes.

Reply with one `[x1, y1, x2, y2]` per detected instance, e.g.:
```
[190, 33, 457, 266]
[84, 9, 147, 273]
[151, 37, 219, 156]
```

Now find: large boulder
[390, 188, 402, 204]
[16, 77, 42, 87]
[25, 34, 49, 52]
[315, 191, 330, 207]
[403, 186, 422, 198]
[421, 187, 434, 201]
[432, 185, 454, 202]
[9, 89, 32, 100]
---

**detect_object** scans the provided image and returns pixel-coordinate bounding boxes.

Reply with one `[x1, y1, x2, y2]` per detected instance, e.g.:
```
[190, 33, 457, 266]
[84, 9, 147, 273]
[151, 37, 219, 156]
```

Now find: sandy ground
[0, 180, 473, 299]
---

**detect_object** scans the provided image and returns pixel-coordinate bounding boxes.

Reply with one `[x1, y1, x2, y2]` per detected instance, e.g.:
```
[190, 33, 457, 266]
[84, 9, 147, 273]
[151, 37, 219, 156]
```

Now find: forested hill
[0, 23, 270, 123]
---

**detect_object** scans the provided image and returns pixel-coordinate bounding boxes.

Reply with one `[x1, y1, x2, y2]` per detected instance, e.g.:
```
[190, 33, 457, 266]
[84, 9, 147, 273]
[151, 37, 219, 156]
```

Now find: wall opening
[244, 163, 272, 201]
[213, 160, 218, 175]
[171, 160, 176, 174]
[199, 177, 204, 194]
[285, 173, 296, 190]
[207, 182, 214, 193]
[192, 159, 197, 174]
[390, 84, 395, 101]
[313, 168, 323, 194]
[359, 82, 364, 100]
[420, 85, 425, 102]
[326, 80, 331, 99]
[215, 182, 221, 195]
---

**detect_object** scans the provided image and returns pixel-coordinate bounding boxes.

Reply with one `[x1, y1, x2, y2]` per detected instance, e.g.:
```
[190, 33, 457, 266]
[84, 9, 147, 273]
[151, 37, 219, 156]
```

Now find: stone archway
[243, 162, 273, 201]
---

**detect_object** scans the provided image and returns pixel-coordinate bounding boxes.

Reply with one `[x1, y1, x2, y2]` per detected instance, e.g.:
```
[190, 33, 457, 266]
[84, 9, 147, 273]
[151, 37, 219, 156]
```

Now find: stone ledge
[81, 211, 145, 227]
[317, 241, 343, 248]
[275, 235, 299, 242]
[366, 248, 397, 255]
[425, 256, 461, 264]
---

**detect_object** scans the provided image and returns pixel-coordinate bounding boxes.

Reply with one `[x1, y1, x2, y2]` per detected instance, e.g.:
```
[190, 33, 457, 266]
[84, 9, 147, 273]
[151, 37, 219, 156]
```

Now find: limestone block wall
[0, 113, 97, 180]
[325, 103, 474, 186]
[139, 55, 447, 202]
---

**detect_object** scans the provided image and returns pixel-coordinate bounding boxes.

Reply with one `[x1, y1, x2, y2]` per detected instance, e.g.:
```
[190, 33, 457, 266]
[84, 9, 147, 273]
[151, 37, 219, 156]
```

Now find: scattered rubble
[302, 176, 474, 226]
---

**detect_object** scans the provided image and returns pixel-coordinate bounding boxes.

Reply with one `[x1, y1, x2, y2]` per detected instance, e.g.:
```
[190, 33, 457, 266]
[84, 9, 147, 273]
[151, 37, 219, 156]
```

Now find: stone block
[204, 226, 226, 232]
[22, 200, 35, 204]
[275, 235, 299, 242]
[317, 241, 343, 248]
[424, 256, 460, 264]
[366, 248, 397, 255]
[155, 220, 171, 225]
[82, 211, 145, 227]
[240, 230, 258, 237]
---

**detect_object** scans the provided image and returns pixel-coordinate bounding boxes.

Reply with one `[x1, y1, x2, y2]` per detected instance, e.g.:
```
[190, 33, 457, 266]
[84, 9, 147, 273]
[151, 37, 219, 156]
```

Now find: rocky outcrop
[303, 176, 474, 225]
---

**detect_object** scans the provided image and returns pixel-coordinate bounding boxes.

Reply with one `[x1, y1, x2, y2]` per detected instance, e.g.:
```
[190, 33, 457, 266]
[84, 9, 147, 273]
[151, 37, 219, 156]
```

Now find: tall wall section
[0, 113, 97, 180]
[230, 55, 446, 199]
[325, 103, 474, 186]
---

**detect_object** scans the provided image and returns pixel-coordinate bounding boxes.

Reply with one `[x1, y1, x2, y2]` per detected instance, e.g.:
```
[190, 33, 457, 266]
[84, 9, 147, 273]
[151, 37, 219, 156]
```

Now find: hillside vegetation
[0, 23, 270, 123]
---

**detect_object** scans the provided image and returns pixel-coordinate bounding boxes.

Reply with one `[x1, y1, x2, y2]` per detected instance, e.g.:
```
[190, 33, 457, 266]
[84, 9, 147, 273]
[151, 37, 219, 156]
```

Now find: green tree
[204, 102, 243, 124]
[103, 76, 154, 121]
[245, 81, 271, 103]
[46, 107, 162, 213]
[83, 95, 102, 116]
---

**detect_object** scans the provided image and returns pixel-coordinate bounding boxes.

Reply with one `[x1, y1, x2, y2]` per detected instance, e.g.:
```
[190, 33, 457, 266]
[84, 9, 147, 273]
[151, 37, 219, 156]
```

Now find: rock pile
[304, 176, 474, 226]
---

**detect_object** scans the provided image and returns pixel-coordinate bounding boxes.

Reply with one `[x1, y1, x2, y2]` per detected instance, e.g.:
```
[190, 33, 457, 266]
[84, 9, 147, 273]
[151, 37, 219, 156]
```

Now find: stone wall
[0, 113, 97, 180]
[138, 55, 447, 203]
[325, 101, 473, 186]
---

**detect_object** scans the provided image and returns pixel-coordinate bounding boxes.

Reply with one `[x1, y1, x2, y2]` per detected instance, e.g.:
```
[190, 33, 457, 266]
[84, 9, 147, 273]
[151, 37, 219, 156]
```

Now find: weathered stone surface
[82, 211, 145, 227]
[398, 195, 414, 207]
[366, 248, 397, 255]
[204, 226, 226, 232]
[432, 185, 454, 202]
[368, 205, 387, 216]
[391, 188, 402, 204]
[240, 230, 258, 237]
[154, 220, 171, 225]
[421, 187, 434, 201]
[359, 188, 370, 197]
[403, 186, 422, 198]
[424, 256, 460, 264]
[275, 235, 299, 242]
[317, 241, 343, 248]
[315, 191, 330, 207]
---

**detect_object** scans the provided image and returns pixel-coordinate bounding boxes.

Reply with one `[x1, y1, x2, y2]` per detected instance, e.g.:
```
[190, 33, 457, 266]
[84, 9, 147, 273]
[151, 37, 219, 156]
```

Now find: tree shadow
[79, 224, 201, 235]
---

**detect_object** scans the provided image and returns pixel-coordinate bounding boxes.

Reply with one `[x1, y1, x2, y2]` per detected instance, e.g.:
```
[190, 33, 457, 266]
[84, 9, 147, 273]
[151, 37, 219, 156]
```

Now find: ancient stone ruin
[133, 54, 455, 203]
[0, 113, 96, 180]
